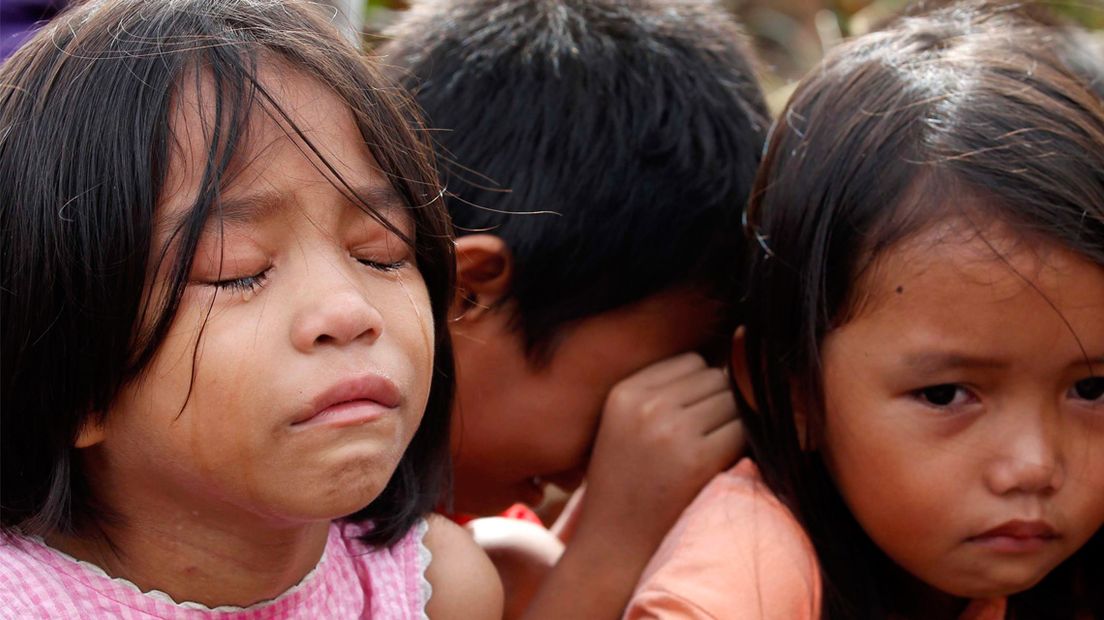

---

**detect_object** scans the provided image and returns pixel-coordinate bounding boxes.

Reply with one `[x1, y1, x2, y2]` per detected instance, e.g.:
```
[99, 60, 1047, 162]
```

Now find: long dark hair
[739, 4, 1104, 618]
[0, 0, 455, 546]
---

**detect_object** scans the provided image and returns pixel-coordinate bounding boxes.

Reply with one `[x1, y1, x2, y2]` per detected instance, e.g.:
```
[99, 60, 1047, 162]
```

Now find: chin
[939, 570, 1049, 600]
[282, 487, 387, 522]
[281, 468, 396, 519]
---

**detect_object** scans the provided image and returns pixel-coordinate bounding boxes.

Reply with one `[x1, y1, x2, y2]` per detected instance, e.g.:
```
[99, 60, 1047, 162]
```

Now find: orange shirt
[624, 458, 1007, 620]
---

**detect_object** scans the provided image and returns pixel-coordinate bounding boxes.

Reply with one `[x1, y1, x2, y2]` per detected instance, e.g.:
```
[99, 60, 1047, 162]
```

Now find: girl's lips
[293, 374, 401, 427]
[967, 520, 1059, 552]
[971, 520, 1057, 540]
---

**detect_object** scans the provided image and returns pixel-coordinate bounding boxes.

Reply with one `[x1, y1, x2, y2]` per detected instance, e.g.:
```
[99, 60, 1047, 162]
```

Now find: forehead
[158, 59, 404, 231]
[859, 220, 1080, 311]
[843, 219, 1104, 349]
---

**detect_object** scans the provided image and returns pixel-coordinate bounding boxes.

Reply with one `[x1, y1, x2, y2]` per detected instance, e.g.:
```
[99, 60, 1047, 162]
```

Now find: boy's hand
[581, 352, 743, 549]
[520, 353, 743, 620]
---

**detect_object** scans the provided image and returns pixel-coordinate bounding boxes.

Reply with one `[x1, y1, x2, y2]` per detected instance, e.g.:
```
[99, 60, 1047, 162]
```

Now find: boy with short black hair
[381, 1, 770, 616]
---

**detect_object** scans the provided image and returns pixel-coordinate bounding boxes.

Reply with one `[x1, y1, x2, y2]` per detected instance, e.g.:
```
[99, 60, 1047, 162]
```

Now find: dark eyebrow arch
[1080, 355, 1104, 372]
[163, 183, 408, 235]
[344, 184, 407, 216]
[207, 188, 285, 228]
[902, 353, 1104, 374]
[901, 352, 1009, 373]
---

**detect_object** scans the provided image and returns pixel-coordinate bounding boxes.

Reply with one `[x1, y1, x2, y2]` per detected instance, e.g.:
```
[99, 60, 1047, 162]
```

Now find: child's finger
[681, 389, 739, 435]
[701, 418, 746, 469]
[619, 352, 705, 388]
[661, 367, 731, 408]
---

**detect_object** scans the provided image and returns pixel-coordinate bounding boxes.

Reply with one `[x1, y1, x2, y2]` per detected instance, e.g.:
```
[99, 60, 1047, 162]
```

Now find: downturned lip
[294, 374, 401, 425]
[969, 520, 1058, 541]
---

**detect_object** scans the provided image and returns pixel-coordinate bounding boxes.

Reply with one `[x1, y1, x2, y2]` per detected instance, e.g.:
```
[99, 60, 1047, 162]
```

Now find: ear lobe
[74, 417, 106, 449]
[732, 328, 815, 451]
[793, 394, 812, 451]
[730, 327, 757, 411]
[451, 234, 513, 323]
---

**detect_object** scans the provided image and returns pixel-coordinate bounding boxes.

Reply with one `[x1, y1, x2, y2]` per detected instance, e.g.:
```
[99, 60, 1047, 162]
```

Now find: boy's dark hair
[740, 4, 1103, 618]
[379, 0, 769, 360]
[0, 0, 455, 546]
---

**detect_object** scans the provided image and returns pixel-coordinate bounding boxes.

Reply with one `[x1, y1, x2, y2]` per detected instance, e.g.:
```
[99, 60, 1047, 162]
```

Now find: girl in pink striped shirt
[0, 1, 501, 618]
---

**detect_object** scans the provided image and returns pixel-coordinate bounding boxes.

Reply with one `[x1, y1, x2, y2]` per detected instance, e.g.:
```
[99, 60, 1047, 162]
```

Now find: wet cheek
[394, 273, 435, 392]
[178, 326, 268, 483]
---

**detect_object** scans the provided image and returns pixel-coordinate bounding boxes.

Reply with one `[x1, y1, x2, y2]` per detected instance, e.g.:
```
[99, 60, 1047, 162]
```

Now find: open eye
[913, 384, 975, 408]
[1070, 376, 1104, 403]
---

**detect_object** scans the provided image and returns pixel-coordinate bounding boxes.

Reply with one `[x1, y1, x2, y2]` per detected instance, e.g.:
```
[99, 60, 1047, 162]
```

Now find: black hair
[739, 3, 1104, 618]
[898, 0, 1104, 100]
[379, 0, 770, 359]
[0, 0, 455, 547]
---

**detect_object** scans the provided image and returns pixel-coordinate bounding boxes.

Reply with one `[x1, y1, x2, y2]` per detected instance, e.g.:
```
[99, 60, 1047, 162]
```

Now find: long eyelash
[357, 258, 407, 272]
[212, 269, 269, 293]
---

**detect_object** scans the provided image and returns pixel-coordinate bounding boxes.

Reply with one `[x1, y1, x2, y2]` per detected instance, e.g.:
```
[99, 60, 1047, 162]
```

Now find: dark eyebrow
[208, 188, 285, 228]
[344, 184, 407, 216]
[901, 352, 1009, 373]
[161, 183, 408, 235]
[1081, 355, 1104, 372]
[902, 352, 1104, 374]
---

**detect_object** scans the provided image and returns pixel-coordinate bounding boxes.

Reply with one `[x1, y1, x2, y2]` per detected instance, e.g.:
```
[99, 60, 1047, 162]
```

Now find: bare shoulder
[423, 514, 504, 619]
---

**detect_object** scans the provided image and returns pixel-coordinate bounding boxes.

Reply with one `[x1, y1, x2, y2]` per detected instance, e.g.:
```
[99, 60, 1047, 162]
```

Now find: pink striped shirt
[0, 520, 431, 619]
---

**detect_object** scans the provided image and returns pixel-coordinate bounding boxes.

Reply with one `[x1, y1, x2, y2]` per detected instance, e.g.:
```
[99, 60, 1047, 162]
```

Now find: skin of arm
[467, 517, 565, 620]
[423, 514, 505, 619]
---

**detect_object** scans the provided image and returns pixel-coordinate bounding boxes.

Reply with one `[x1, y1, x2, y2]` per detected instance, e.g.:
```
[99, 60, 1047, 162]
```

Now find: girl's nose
[983, 413, 1065, 497]
[290, 276, 384, 352]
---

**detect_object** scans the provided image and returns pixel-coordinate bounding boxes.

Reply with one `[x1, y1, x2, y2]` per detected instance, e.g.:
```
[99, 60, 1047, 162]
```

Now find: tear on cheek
[394, 273, 435, 353]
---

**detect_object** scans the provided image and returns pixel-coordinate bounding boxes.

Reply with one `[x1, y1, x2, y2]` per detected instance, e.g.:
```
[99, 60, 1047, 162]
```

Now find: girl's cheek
[396, 270, 435, 371]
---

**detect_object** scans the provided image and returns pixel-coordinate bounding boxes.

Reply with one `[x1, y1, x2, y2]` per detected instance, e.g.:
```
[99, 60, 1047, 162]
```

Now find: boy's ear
[74, 416, 106, 449]
[730, 326, 757, 411]
[452, 234, 513, 323]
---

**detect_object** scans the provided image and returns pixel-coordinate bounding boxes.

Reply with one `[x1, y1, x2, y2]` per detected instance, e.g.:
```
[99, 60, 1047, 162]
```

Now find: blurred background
[2, 0, 1101, 109]
[359, 0, 1104, 111]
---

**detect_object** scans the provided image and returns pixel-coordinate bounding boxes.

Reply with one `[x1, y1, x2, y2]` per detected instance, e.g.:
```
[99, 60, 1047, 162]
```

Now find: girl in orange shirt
[628, 4, 1104, 619]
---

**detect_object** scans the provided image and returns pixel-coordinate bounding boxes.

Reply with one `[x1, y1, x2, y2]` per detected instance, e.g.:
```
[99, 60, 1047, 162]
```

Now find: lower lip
[293, 400, 393, 429]
[968, 535, 1055, 553]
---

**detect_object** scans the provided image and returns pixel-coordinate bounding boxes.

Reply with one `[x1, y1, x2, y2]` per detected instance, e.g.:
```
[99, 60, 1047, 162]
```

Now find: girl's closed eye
[356, 256, 407, 272]
[190, 248, 273, 298]
[206, 267, 272, 294]
[189, 236, 273, 297]
[352, 238, 413, 273]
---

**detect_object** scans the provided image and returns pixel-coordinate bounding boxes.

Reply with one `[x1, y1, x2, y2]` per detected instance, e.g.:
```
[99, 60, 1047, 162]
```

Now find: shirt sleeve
[623, 463, 822, 620]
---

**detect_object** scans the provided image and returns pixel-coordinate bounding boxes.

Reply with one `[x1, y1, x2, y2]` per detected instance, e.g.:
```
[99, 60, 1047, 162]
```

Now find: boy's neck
[45, 504, 331, 608]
